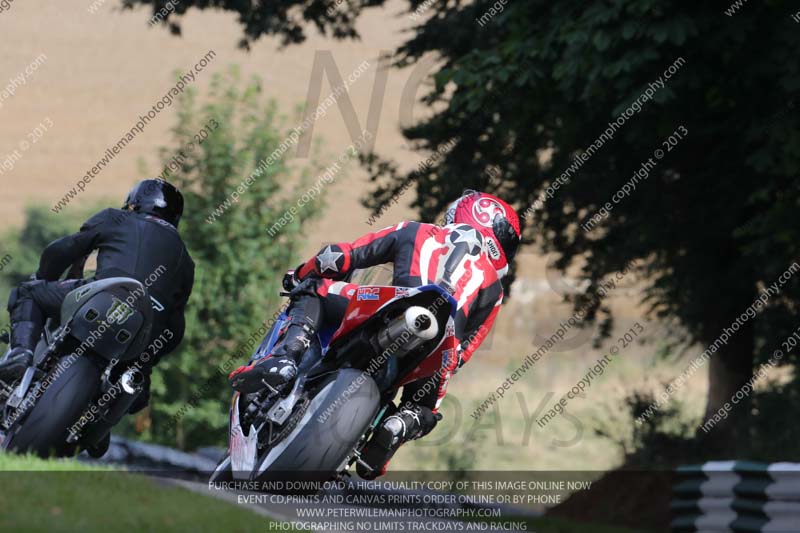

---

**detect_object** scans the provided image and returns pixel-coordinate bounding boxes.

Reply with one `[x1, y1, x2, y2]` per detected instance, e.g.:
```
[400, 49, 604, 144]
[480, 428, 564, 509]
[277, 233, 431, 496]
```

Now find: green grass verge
[0, 456, 649, 532]
[0, 454, 296, 532]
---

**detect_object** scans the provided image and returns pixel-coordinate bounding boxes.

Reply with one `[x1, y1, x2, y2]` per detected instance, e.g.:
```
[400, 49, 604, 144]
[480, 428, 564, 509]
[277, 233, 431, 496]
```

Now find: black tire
[6, 356, 101, 457]
[255, 369, 380, 481]
[209, 456, 234, 483]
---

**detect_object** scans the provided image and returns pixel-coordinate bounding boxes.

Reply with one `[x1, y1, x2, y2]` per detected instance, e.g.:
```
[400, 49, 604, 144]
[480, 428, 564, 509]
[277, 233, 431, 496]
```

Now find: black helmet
[123, 179, 184, 227]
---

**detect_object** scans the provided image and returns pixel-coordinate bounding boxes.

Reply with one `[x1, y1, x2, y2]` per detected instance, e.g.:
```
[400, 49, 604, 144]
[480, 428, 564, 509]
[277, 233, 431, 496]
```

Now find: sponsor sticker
[75, 287, 92, 301]
[442, 348, 454, 366]
[106, 298, 134, 325]
[485, 236, 501, 260]
[356, 287, 380, 301]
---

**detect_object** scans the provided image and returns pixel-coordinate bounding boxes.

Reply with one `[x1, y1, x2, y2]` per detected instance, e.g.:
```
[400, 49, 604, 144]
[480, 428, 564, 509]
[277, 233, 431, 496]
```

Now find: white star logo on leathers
[317, 245, 344, 273]
[451, 227, 482, 253]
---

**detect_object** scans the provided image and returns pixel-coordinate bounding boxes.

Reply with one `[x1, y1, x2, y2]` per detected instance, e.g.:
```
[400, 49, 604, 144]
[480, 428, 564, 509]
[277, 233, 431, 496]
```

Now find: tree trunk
[701, 316, 755, 453]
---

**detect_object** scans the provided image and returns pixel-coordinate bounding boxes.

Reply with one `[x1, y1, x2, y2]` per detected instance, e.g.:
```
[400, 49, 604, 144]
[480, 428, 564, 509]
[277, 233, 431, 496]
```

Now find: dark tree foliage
[121, 0, 386, 47]
[123, 0, 800, 444]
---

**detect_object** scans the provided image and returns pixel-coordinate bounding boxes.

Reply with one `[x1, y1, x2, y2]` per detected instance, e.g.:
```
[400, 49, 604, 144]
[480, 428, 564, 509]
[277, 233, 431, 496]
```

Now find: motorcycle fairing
[328, 284, 458, 386]
[228, 393, 258, 478]
[330, 284, 456, 343]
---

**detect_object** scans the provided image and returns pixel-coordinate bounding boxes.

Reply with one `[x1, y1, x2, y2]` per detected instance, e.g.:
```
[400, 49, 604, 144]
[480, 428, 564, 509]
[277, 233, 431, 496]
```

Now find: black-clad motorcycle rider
[0, 180, 195, 422]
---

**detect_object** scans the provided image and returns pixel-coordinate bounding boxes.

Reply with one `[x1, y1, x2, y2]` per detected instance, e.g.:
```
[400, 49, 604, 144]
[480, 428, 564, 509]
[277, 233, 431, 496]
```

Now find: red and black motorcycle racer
[229, 190, 521, 478]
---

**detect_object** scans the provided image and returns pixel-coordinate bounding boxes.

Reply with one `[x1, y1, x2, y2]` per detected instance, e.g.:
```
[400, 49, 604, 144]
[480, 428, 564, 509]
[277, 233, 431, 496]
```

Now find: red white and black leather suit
[295, 220, 504, 412]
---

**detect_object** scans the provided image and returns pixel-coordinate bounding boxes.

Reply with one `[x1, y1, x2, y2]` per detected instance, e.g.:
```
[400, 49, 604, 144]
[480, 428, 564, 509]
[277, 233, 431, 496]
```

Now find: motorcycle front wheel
[254, 368, 381, 482]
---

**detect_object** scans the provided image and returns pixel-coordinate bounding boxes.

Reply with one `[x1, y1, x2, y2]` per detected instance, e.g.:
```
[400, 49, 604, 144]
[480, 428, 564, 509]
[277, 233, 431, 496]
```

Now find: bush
[117, 67, 325, 449]
[0, 205, 96, 341]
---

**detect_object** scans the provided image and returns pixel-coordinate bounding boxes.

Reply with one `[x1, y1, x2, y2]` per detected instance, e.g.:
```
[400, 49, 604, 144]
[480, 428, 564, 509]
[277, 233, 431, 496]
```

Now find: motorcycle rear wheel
[5, 355, 101, 457]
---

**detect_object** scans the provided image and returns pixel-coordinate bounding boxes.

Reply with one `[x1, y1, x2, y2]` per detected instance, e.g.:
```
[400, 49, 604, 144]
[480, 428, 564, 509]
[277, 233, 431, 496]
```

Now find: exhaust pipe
[403, 307, 439, 340]
[376, 306, 439, 357]
[119, 367, 144, 395]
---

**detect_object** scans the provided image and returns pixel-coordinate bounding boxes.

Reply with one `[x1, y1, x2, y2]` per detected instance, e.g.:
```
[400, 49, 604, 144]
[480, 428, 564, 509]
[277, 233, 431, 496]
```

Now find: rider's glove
[282, 268, 300, 292]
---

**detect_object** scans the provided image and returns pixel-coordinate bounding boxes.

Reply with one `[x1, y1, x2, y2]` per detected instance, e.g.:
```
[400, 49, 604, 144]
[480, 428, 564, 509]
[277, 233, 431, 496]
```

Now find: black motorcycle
[0, 276, 154, 457]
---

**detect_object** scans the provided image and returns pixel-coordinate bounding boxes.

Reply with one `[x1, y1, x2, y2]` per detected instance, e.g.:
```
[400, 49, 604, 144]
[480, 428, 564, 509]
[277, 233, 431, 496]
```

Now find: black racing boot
[228, 322, 316, 393]
[9, 320, 39, 355]
[357, 405, 442, 480]
[0, 320, 38, 381]
[86, 432, 111, 459]
[229, 289, 322, 394]
[0, 349, 33, 381]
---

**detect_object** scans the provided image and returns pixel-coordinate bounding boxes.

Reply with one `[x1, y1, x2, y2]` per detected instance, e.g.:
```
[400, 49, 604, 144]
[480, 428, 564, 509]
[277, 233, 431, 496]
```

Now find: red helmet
[444, 190, 521, 277]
